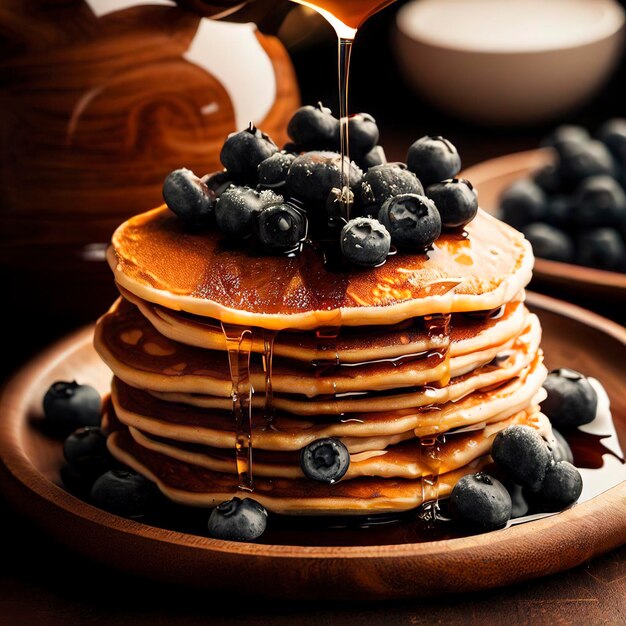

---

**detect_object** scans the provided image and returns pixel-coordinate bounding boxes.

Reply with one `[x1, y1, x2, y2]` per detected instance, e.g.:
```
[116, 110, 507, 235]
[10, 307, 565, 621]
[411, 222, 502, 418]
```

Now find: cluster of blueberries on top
[450, 368, 596, 530]
[501, 120, 626, 272]
[45, 368, 597, 541]
[162, 102, 478, 267]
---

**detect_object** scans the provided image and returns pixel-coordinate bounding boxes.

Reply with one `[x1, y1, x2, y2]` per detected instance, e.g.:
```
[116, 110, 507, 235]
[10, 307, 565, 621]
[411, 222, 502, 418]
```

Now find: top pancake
[109, 206, 533, 330]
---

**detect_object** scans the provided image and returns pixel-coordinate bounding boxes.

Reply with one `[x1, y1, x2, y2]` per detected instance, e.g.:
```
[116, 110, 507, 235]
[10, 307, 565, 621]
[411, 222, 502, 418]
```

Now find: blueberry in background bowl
[521, 223, 574, 263]
[577, 228, 626, 271]
[497, 119, 626, 274]
[500, 180, 547, 230]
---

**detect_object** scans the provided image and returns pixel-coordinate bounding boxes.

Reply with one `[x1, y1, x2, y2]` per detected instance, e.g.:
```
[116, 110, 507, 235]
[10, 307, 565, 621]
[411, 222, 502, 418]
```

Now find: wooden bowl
[463, 149, 626, 302]
[0, 292, 625, 601]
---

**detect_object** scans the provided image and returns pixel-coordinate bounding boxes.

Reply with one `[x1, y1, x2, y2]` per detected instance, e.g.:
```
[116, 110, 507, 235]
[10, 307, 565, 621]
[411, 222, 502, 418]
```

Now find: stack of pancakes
[95, 205, 554, 515]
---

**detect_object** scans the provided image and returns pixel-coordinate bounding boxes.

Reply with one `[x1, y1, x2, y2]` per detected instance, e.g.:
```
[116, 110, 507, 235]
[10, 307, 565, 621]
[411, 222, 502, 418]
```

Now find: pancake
[120, 285, 528, 363]
[108, 428, 492, 514]
[145, 314, 543, 415]
[109, 206, 533, 330]
[124, 409, 553, 480]
[110, 356, 547, 451]
[97, 196, 545, 518]
[95, 297, 535, 397]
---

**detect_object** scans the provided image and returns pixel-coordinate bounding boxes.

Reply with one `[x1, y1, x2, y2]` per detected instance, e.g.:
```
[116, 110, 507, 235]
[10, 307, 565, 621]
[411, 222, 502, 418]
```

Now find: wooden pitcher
[0, 0, 300, 321]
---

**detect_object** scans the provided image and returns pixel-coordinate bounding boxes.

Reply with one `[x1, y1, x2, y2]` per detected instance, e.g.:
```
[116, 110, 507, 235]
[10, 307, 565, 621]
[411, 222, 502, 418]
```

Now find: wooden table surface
[0, 496, 624, 625]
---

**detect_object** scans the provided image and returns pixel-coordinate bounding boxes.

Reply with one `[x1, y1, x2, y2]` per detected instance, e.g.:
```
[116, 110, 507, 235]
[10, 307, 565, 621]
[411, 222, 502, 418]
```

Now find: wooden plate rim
[0, 291, 624, 562]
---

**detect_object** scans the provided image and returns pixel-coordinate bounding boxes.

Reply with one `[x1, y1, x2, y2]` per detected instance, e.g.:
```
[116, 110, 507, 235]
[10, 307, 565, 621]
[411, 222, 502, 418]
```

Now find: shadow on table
[0, 499, 624, 626]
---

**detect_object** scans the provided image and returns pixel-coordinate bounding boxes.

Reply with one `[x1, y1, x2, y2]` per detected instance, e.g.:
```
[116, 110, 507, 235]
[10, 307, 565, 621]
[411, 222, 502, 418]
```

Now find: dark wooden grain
[0, 292, 624, 603]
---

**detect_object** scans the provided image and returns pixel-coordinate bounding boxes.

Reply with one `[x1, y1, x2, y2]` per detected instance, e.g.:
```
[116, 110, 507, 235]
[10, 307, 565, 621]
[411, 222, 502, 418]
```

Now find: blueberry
[491, 425, 553, 489]
[163, 168, 214, 224]
[549, 429, 574, 464]
[207, 497, 268, 542]
[220, 123, 278, 182]
[541, 125, 590, 156]
[90, 469, 158, 517]
[346, 113, 380, 155]
[406, 136, 461, 187]
[426, 178, 478, 229]
[544, 195, 572, 226]
[525, 461, 583, 512]
[326, 186, 356, 225]
[61, 457, 114, 497]
[541, 369, 598, 428]
[360, 164, 423, 215]
[533, 163, 564, 195]
[43, 381, 101, 432]
[215, 186, 266, 239]
[258, 152, 296, 189]
[287, 103, 339, 150]
[300, 437, 350, 483]
[450, 473, 512, 530]
[499, 180, 547, 230]
[573, 175, 626, 227]
[203, 171, 234, 198]
[358, 145, 387, 171]
[63, 426, 107, 465]
[255, 202, 307, 253]
[521, 222, 574, 263]
[577, 228, 626, 271]
[596, 118, 626, 165]
[378, 193, 441, 249]
[286, 151, 363, 211]
[340, 217, 391, 267]
[559, 140, 617, 184]
[504, 481, 530, 518]
[282, 142, 302, 155]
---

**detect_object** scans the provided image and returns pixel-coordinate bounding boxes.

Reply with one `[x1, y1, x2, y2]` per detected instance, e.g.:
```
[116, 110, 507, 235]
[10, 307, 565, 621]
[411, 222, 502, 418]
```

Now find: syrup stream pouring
[290, 0, 397, 221]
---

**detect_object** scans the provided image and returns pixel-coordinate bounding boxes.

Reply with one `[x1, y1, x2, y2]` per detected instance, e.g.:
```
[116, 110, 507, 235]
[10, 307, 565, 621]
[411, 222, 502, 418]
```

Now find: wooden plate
[463, 149, 626, 301]
[0, 292, 625, 601]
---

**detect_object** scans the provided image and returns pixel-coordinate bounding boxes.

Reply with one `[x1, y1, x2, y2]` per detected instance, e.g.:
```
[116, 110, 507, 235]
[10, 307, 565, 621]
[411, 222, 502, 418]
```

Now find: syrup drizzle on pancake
[313, 324, 342, 416]
[420, 313, 452, 516]
[221, 323, 254, 491]
[419, 433, 446, 520]
[262, 330, 277, 428]
[216, 310, 453, 506]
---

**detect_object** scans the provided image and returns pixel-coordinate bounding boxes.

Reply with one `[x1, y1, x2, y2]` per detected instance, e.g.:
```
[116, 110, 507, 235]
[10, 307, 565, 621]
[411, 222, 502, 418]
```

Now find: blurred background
[2, 0, 626, 379]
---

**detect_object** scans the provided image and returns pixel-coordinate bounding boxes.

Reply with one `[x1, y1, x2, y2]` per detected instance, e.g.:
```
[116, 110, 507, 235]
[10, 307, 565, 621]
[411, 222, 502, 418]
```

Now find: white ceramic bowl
[394, 0, 626, 125]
